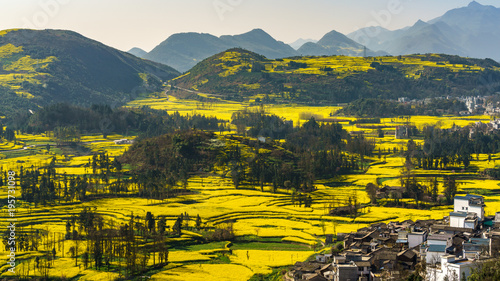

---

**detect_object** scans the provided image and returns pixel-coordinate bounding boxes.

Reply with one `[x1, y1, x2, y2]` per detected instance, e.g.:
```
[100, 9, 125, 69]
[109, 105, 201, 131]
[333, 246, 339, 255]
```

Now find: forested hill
[172, 48, 500, 104]
[0, 29, 180, 118]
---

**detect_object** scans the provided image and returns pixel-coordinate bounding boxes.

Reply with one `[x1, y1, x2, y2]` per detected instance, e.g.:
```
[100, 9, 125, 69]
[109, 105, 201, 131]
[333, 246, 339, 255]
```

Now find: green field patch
[170, 241, 227, 252]
[231, 242, 311, 251]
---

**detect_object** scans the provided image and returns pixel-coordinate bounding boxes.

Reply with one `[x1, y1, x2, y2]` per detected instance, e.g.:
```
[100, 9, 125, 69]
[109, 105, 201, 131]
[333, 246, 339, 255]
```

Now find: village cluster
[287, 194, 499, 281]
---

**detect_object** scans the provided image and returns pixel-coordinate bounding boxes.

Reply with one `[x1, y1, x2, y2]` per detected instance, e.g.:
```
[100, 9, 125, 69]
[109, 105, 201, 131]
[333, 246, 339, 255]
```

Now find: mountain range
[131, 1, 499, 73]
[141, 29, 297, 73]
[347, 1, 500, 61]
[133, 29, 380, 72]
[0, 29, 179, 118]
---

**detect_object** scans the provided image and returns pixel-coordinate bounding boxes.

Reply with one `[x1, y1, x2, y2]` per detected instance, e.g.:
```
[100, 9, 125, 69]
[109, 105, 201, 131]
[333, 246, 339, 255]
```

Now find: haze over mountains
[141, 29, 298, 73]
[132, 28, 380, 72]
[131, 1, 499, 73]
[347, 1, 500, 61]
[289, 38, 318, 50]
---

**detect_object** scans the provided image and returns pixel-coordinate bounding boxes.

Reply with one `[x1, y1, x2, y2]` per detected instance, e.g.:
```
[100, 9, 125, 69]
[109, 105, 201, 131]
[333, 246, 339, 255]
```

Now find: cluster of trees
[232, 113, 375, 157]
[231, 108, 293, 139]
[119, 130, 217, 199]
[19, 163, 97, 204]
[63, 208, 170, 277]
[220, 119, 370, 194]
[284, 118, 347, 152]
[404, 124, 500, 171]
[13, 103, 224, 139]
[0, 122, 16, 141]
[404, 128, 473, 170]
[468, 258, 500, 281]
[14, 151, 123, 205]
[367, 175, 458, 208]
[484, 167, 500, 179]
[54, 126, 81, 145]
[338, 98, 467, 118]
[120, 123, 366, 199]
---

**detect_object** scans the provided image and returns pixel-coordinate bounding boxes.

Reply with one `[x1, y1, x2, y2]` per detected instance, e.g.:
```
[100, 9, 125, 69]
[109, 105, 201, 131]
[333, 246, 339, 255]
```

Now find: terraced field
[1, 98, 500, 280]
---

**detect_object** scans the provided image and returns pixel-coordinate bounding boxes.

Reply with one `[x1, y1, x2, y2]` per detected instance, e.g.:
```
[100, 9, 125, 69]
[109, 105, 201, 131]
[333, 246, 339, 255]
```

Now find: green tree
[158, 218, 166, 235]
[443, 177, 457, 205]
[366, 183, 378, 204]
[468, 259, 500, 281]
[4, 127, 15, 141]
[195, 214, 202, 230]
[172, 217, 182, 236]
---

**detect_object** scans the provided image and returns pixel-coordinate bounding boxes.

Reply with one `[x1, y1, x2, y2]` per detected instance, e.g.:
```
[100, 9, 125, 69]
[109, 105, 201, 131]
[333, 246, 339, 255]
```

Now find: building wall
[469, 206, 484, 220]
[427, 239, 448, 246]
[454, 199, 470, 213]
[454, 197, 484, 220]
[464, 220, 476, 229]
[335, 266, 359, 281]
[408, 233, 426, 248]
[426, 251, 444, 264]
[435, 263, 474, 281]
[450, 216, 465, 228]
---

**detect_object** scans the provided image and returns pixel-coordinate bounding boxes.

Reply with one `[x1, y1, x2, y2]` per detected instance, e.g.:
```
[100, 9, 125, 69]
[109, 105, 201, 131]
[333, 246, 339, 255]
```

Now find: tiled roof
[450, 212, 468, 217]
[455, 194, 483, 200]
[427, 245, 447, 252]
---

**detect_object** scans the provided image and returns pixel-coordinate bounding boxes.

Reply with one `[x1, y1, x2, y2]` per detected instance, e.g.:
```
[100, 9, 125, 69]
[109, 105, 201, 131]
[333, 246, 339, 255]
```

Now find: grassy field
[1, 97, 499, 280]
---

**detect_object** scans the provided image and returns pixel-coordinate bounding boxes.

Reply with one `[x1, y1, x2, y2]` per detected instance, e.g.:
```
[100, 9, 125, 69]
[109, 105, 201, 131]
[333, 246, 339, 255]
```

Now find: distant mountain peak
[145, 29, 298, 72]
[289, 38, 318, 50]
[233, 28, 275, 40]
[127, 47, 147, 58]
[468, 1, 482, 8]
[248, 28, 266, 34]
[414, 19, 428, 27]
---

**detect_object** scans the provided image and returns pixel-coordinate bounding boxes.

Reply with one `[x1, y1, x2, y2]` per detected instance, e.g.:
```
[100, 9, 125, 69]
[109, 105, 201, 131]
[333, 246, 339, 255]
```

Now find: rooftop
[427, 244, 447, 252]
[466, 238, 490, 246]
[428, 233, 453, 241]
[450, 212, 468, 218]
[455, 194, 483, 200]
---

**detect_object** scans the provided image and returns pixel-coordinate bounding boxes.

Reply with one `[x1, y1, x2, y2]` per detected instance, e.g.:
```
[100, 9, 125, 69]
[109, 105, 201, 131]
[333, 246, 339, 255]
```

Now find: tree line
[337, 98, 467, 118]
[11, 103, 224, 139]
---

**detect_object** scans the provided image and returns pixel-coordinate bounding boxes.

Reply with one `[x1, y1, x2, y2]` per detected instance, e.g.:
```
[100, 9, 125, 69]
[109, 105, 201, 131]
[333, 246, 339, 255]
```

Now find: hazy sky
[1, 0, 498, 52]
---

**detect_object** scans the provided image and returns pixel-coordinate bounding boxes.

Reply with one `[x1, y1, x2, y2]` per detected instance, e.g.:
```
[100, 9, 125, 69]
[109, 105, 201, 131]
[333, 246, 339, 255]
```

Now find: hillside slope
[172, 48, 500, 104]
[0, 29, 179, 118]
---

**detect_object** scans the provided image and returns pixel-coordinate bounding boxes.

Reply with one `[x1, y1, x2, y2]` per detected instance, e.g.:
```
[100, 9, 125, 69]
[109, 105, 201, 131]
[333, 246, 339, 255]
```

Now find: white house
[453, 194, 485, 220]
[408, 231, 427, 248]
[450, 212, 478, 229]
[426, 244, 448, 264]
[425, 233, 453, 264]
[426, 255, 475, 281]
[450, 194, 485, 228]
[463, 238, 491, 259]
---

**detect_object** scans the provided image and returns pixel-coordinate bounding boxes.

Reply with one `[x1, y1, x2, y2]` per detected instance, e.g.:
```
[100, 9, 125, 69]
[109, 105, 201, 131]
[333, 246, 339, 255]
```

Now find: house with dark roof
[453, 194, 485, 220]
[462, 237, 491, 259]
[425, 244, 450, 264]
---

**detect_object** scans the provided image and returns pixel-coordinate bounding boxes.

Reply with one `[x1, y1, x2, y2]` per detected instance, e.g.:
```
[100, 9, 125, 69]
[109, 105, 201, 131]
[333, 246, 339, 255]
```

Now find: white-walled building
[454, 195, 485, 220]
[449, 195, 485, 229]
[426, 255, 475, 281]
[425, 233, 453, 264]
[408, 231, 428, 249]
